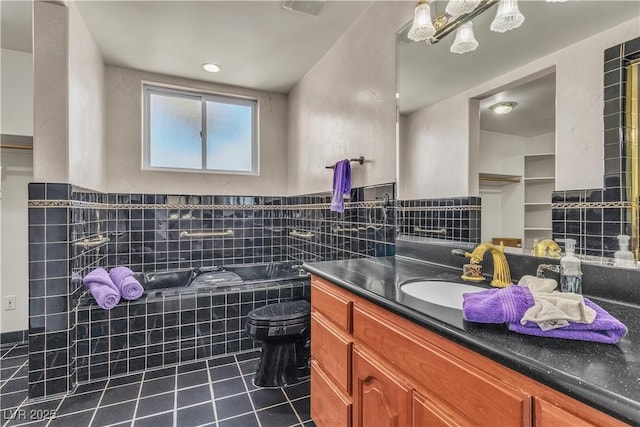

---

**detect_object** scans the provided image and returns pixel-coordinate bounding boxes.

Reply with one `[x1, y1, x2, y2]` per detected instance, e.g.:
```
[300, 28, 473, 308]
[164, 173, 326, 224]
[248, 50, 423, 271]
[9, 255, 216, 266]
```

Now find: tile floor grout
[1, 346, 313, 427]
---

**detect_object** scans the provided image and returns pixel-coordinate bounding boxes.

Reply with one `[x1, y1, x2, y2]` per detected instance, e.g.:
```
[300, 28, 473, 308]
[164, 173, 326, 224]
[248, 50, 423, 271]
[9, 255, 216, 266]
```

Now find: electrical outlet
[5, 295, 16, 310]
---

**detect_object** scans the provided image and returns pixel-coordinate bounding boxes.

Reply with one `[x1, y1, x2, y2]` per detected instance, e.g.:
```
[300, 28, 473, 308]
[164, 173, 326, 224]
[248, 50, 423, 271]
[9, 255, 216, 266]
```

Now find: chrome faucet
[456, 242, 512, 288]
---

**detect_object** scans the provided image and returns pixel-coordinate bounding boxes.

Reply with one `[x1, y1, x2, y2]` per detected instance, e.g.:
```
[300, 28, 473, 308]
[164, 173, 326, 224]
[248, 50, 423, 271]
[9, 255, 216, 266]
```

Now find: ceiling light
[407, 0, 436, 42]
[406, 0, 562, 53]
[201, 63, 221, 73]
[490, 102, 517, 116]
[450, 22, 478, 54]
[490, 0, 525, 33]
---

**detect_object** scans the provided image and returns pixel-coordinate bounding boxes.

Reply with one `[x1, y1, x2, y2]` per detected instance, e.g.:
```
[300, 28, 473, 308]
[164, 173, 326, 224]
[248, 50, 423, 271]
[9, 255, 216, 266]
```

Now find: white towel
[518, 275, 596, 331]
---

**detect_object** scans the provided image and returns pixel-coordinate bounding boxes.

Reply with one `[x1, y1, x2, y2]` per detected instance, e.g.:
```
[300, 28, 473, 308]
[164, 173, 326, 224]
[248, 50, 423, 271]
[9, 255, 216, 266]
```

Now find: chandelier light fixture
[406, 0, 564, 54]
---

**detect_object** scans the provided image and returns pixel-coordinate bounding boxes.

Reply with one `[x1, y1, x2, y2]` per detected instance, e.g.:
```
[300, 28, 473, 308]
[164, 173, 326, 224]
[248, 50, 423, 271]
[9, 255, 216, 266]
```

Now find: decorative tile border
[552, 201, 637, 209]
[396, 204, 482, 212]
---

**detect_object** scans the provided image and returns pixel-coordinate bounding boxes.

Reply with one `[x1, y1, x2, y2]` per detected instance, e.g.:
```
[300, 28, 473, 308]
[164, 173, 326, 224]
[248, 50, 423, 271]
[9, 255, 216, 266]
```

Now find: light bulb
[490, 102, 517, 116]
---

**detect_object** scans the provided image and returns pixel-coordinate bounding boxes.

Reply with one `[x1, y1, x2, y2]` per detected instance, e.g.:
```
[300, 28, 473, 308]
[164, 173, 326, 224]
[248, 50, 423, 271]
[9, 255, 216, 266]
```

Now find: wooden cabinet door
[352, 346, 412, 427]
[311, 360, 352, 427]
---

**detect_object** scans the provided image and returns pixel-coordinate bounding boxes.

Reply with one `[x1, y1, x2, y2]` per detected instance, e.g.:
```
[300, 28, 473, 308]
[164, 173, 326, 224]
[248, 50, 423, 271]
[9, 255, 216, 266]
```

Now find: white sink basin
[400, 281, 485, 310]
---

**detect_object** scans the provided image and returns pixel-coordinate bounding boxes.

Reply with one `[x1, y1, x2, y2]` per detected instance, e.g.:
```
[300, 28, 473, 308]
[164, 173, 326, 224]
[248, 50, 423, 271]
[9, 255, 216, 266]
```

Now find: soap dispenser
[558, 238, 582, 294]
[614, 234, 636, 268]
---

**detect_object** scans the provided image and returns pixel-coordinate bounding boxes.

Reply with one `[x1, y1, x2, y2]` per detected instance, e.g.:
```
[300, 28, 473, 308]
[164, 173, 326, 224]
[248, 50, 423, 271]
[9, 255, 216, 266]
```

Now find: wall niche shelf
[524, 151, 555, 248]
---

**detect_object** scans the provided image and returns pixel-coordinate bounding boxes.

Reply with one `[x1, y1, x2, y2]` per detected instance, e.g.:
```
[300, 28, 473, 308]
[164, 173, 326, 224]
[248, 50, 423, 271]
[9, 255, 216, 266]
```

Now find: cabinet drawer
[311, 277, 352, 331]
[534, 398, 625, 427]
[311, 360, 352, 427]
[353, 304, 532, 427]
[412, 391, 463, 427]
[311, 312, 352, 394]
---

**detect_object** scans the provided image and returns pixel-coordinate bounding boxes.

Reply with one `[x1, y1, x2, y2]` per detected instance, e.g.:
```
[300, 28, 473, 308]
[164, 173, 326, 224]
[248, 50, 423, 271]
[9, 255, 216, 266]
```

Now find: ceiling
[1, 0, 372, 94]
[480, 73, 556, 138]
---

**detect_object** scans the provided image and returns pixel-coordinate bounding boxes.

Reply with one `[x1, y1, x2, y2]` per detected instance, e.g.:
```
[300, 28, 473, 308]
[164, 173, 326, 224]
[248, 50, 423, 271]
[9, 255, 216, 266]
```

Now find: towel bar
[180, 230, 234, 238]
[289, 230, 314, 239]
[325, 156, 365, 169]
[75, 235, 110, 249]
[415, 227, 447, 235]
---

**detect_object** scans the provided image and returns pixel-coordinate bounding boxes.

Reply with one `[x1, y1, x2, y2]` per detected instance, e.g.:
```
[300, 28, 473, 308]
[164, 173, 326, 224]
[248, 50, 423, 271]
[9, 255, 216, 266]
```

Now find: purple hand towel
[109, 267, 144, 300]
[83, 268, 120, 310]
[463, 287, 628, 344]
[462, 286, 534, 323]
[508, 298, 628, 344]
[330, 159, 351, 213]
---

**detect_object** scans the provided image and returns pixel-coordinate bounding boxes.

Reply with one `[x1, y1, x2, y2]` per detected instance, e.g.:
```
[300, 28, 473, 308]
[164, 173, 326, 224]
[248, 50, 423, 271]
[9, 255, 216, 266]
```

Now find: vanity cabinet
[310, 275, 627, 427]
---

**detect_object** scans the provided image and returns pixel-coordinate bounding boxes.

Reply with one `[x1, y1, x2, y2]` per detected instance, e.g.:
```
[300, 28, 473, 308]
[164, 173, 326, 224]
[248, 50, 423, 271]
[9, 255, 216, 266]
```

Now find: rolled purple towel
[508, 298, 628, 344]
[462, 286, 534, 323]
[109, 266, 144, 300]
[83, 268, 120, 310]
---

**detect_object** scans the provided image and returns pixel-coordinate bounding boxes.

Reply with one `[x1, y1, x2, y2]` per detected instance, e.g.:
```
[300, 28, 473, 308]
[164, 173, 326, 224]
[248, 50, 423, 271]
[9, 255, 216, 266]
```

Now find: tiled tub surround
[552, 37, 640, 259]
[74, 279, 310, 383]
[396, 197, 482, 244]
[26, 182, 398, 399]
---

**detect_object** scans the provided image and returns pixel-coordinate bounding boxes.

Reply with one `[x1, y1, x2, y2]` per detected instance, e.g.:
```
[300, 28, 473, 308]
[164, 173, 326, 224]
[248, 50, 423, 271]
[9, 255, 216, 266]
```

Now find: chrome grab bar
[180, 230, 234, 238]
[75, 235, 110, 249]
[415, 227, 446, 235]
[334, 226, 363, 232]
[289, 230, 314, 239]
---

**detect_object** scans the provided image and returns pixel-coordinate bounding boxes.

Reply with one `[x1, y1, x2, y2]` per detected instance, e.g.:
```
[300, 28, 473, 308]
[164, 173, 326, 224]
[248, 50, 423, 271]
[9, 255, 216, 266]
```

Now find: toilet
[245, 299, 311, 387]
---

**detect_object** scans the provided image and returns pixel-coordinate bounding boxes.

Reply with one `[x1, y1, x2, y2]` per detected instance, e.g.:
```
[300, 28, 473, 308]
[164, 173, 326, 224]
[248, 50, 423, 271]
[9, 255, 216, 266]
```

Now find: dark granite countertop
[303, 256, 640, 425]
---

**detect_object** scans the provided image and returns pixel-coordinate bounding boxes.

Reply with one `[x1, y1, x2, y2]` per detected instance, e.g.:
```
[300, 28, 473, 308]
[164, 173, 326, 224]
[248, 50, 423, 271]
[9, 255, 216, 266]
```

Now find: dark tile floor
[1, 344, 314, 427]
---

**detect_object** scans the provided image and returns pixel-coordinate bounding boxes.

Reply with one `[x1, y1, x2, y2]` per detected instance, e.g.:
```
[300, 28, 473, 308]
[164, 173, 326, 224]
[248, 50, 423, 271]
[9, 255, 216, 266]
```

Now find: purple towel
[109, 267, 144, 300]
[462, 286, 534, 323]
[330, 159, 351, 213]
[83, 268, 120, 310]
[463, 287, 628, 344]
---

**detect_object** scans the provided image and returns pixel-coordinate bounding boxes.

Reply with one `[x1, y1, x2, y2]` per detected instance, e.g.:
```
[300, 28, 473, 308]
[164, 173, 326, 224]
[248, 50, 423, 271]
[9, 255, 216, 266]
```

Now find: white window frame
[142, 84, 259, 175]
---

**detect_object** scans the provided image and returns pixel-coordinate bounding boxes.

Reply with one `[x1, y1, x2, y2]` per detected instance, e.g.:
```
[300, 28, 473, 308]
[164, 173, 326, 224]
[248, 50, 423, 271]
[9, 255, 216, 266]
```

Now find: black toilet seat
[247, 300, 310, 324]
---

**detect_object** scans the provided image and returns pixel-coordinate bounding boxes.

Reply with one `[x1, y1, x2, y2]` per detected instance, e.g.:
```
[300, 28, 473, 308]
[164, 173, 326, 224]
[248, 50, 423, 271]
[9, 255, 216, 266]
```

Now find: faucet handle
[536, 263, 560, 278]
[451, 249, 469, 258]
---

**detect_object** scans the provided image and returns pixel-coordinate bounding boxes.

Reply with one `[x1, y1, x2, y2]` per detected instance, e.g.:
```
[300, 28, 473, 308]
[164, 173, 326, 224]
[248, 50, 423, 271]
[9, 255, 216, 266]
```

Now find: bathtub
[75, 261, 311, 382]
[133, 261, 309, 296]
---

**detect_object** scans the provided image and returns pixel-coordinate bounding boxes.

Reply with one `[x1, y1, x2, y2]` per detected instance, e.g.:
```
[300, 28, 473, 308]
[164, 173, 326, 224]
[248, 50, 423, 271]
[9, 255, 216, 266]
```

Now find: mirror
[397, 1, 640, 266]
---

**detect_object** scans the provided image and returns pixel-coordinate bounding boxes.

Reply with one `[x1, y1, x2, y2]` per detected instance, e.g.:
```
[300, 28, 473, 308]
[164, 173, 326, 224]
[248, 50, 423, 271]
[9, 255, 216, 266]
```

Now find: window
[143, 85, 257, 174]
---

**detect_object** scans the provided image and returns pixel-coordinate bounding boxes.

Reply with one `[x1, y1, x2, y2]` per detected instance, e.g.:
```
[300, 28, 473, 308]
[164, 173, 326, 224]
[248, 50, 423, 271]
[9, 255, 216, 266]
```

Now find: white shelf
[524, 153, 554, 158]
[524, 177, 555, 183]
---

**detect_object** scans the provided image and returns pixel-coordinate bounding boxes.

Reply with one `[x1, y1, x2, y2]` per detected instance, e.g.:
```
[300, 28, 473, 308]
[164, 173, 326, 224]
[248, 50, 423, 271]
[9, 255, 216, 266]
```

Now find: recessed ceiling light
[201, 63, 221, 73]
[490, 101, 517, 116]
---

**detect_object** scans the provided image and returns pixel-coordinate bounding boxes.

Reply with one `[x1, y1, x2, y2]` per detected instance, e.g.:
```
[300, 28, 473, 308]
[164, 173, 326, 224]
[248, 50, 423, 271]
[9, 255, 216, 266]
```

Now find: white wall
[402, 17, 640, 196]
[33, 1, 68, 183]
[105, 66, 289, 195]
[401, 93, 471, 199]
[478, 130, 527, 242]
[68, 3, 105, 191]
[1, 150, 32, 333]
[287, 1, 414, 196]
[1, 49, 33, 136]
